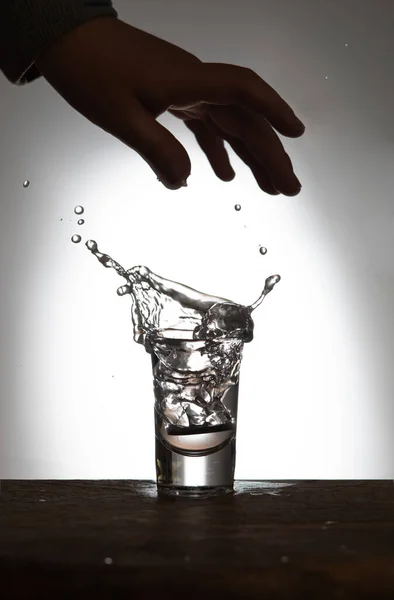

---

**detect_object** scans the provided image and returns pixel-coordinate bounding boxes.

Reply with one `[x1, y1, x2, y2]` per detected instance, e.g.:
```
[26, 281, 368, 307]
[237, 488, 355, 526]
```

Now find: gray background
[0, 0, 393, 479]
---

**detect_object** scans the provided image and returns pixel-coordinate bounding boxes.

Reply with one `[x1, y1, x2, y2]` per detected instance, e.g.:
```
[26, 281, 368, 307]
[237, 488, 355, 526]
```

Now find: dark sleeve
[0, 1, 118, 85]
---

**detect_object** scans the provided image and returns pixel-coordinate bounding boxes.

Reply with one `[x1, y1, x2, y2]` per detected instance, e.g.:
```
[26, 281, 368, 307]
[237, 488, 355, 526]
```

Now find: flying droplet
[86, 240, 97, 251]
[265, 274, 281, 291]
[234, 204, 241, 211]
[259, 246, 267, 255]
[345, 43, 348, 47]
[23, 180, 30, 188]
[60, 218, 63, 222]
[117, 284, 132, 296]
[77, 218, 85, 225]
[325, 76, 328, 80]
[104, 557, 113, 565]
[74, 205, 84, 215]
[249, 274, 281, 311]
[71, 234, 82, 244]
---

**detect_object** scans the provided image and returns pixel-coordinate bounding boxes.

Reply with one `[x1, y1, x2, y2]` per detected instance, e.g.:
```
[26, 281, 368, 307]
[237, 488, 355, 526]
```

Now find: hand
[36, 17, 305, 194]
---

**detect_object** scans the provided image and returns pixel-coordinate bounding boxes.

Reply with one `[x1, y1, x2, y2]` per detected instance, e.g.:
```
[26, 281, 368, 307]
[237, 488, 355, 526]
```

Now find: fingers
[167, 62, 305, 139]
[183, 118, 236, 182]
[125, 104, 191, 189]
[187, 114, 279, 195]
[224, 136, 280, 195]
[208, 107, 301, 196]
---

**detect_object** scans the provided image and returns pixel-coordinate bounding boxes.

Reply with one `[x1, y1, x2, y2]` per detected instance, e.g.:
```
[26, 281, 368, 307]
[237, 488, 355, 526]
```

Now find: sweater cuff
[1, 1, 118, 85]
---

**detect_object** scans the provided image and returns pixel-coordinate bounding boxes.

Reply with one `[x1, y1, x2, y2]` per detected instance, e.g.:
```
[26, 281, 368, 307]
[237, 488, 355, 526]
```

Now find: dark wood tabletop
[0, 480, 393, 599]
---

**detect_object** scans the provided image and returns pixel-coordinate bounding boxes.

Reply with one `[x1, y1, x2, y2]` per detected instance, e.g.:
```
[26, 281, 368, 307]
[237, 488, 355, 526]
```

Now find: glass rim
[150, 328, 247, 347]
[151, 328, 203, 345]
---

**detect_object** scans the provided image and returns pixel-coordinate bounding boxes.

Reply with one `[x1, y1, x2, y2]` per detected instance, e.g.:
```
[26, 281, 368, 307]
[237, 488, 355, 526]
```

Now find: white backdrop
[0, 0, 393, 479]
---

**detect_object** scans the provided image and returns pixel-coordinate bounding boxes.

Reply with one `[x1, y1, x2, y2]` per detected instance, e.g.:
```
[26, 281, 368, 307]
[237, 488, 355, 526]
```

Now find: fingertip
[290, 122, 306, 138]
[157, 175, 190, 190]
[277, 120, 305, 139]
[218, 168, 236, 182]
[284, 184, 302, 197]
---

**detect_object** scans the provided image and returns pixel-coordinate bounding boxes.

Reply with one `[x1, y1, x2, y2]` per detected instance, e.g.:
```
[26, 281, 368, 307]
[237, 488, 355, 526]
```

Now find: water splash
[86, 239, 280, 344]
[85, 240, 281, 431]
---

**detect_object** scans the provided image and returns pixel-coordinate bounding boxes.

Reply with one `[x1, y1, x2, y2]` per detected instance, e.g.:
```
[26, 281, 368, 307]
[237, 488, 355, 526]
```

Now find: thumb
[127, 104, 191, 189]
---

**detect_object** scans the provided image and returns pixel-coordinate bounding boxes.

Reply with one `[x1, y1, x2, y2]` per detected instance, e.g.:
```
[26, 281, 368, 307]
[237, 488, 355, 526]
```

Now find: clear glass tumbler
[150, 329, 240, 497]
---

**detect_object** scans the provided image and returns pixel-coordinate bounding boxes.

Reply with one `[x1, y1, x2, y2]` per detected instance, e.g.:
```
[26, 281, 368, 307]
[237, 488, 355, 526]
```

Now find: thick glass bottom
[155, 433, 236, 497]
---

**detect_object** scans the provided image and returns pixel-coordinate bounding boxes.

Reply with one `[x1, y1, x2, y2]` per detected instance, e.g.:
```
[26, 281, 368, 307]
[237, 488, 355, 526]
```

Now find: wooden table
[0, 480, 393, 598]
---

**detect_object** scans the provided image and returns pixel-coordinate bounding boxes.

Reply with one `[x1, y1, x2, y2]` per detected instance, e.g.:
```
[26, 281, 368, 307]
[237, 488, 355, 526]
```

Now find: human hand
[36, 17, 305, 194]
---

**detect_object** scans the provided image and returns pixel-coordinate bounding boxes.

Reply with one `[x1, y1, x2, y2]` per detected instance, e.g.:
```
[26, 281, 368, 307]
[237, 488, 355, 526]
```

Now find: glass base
[155, 434, 236, 498]
[157, 484, 233, 498]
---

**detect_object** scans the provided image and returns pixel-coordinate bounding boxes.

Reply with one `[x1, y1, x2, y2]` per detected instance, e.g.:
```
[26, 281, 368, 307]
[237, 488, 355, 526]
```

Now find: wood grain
[0, 480, 393, 598]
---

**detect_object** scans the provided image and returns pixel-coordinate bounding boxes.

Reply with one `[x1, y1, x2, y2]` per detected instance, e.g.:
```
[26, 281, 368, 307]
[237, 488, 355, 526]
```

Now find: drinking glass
[150, 329, 240, 497]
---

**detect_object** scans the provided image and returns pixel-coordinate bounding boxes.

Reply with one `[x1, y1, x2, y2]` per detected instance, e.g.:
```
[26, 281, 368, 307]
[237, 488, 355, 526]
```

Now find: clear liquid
[86, 240, 280, 491]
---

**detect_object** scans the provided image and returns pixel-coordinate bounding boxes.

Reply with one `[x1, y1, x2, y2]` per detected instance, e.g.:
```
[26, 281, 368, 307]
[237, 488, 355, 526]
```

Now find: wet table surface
[0, 480, 393, 599]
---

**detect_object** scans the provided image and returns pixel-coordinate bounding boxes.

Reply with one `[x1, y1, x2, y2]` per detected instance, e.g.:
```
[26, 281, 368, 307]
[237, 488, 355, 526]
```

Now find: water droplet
[104, 557, 113, 565]
[259, 246, 267, 255]
[117, 284, 132, 296]
[281, 556, 289, 564]
[345, 43, 348, 47]
[86, 240, 97, 251]
[60, 218, 63, 222]
[71, 234, 82, 244]
[23, 180, 30, 188]
[74, 205, 84, 215]
[325, 76, 328, 80]
[77, 219, 85, 225]
[234, 204, 241, 211]
[184, 555, 190, 563]
[39, 498, 46, 503]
